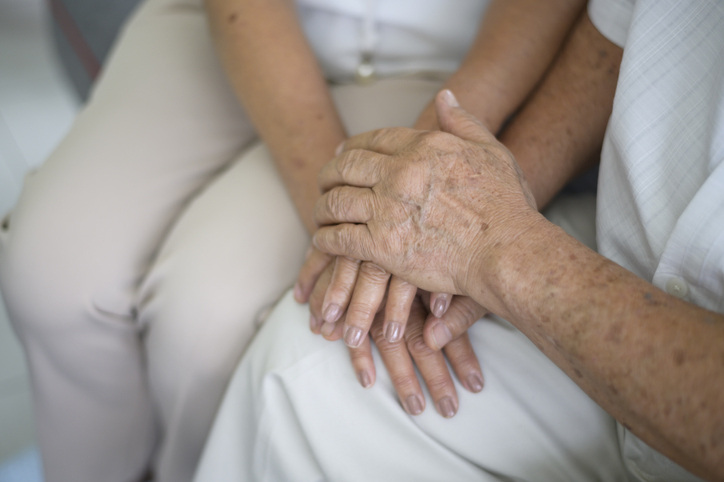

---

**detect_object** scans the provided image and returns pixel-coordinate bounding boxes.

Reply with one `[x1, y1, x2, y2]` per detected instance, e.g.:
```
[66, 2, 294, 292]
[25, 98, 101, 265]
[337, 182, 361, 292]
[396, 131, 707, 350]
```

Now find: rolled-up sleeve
[588, 0, 634, 48]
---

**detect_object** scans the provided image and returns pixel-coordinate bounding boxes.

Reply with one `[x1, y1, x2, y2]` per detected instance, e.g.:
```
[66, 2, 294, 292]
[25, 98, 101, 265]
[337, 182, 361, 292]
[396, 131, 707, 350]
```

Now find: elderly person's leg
[195, 193, 627, 482]
[0, 0, 261, 479]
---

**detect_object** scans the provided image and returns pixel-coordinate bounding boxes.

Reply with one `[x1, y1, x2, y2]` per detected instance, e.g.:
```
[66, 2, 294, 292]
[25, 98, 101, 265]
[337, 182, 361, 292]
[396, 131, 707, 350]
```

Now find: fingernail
[321, 321, 336, 337]
[343, 325, 364, 348]
[441, 89, 459, 107]
[323, 303, 342, 324]
[432, 296, 449, 318]
[384, 322, 403, 343]
[403, 395, 424, 415]
[293, 283, 303, 302]
[436, 396, 457, 418]
[357, 370, 372, 388]
[335, 141, 345, 156]
[309, 314, 322, 332]
[431, 322, 452, 349]
[466, 372, 484, 393]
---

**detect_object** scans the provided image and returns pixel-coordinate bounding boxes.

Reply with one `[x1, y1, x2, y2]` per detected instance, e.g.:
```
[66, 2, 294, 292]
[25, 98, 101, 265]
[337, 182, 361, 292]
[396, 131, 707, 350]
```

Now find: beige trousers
[0, 0, 464, 480]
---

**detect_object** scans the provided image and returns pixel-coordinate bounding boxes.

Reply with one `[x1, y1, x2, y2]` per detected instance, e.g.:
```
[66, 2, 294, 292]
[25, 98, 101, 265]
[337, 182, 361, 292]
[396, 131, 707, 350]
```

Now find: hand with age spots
[313, 90, 540, 315]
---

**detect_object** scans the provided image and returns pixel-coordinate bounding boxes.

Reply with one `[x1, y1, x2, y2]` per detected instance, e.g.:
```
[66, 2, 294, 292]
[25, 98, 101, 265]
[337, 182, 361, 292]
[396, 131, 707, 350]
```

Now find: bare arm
[414, 0, 586, 134]
[204, 0, 345, 233]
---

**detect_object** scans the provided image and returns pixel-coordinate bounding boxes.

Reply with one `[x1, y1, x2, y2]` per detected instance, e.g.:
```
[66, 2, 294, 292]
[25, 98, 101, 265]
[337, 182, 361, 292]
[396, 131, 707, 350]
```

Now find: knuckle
[359, 261, 389, 282]
[425, 375, 452, 394]
[407, 334, 432, 357]
[390, 374, 417, 392]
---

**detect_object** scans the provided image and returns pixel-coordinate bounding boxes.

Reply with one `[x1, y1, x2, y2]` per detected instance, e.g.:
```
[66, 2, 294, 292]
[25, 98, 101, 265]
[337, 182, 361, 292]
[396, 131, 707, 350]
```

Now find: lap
[196, 289, 625, 482]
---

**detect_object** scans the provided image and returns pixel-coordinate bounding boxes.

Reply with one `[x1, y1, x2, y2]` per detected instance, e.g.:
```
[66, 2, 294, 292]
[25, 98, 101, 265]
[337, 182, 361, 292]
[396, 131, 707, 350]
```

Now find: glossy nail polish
[344, 326, 364, 347]
[436, 396, 457, 418]
[403, 395, 424, 415]
[384, 322, 403, 343]
[323, 303, 342, 324]
[432, 296, 449, 318]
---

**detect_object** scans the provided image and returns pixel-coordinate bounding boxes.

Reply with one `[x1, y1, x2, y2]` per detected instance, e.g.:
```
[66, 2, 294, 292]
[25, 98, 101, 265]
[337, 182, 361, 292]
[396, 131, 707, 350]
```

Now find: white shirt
[297, 0, 490, 82]
[591, 0, 724, 480]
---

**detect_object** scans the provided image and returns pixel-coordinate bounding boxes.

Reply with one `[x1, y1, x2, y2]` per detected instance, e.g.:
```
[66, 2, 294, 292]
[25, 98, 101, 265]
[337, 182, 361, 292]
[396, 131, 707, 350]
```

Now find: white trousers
[194, 194, 628, 481]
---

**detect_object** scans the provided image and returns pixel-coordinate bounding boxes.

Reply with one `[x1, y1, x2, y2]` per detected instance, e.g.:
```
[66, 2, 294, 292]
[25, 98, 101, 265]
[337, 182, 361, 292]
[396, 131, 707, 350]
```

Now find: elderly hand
[348, 295, 485, 418]
[295, 248, 452, 347]
[313, 90, 541, 310]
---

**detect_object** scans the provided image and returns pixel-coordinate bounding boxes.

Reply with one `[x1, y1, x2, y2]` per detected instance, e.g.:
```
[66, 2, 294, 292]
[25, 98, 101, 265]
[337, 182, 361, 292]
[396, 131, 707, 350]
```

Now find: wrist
[461, 210, 551, 320]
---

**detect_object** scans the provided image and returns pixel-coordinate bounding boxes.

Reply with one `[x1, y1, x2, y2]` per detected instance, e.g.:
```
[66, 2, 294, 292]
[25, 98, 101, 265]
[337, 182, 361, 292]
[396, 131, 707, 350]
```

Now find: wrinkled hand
[313, 90, 539, 307]
[294, 248, 452, 347]
[348, 295, 485, 417]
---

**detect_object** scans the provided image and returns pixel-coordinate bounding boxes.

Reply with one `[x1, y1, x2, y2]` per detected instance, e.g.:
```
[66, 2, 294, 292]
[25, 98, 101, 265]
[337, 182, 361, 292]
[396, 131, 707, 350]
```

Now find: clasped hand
[296, 90, 539, 418]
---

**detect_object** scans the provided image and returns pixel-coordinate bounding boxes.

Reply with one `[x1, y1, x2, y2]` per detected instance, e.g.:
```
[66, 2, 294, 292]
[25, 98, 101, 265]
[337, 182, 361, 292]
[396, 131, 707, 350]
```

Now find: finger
[369, 313, 425, 416]
[405, 302, 458, 418]
[443, 333, 484, 393]
[341, 126, 422, 156]
[435, 89, 497, 145]
[347, 331, 376, 389]
[313, 224, 375, 263]
[429, 292, 452, 318]
[383, 277, 417, 343]
[321, 256, 361, 325]
[314, 186, 375, 227]
[318, 149, 388, 193]
[423, 296, 487, 351]
[343, 262, 390, 348]
[294, 247, 333, 303]
[307, 262, 335, 335]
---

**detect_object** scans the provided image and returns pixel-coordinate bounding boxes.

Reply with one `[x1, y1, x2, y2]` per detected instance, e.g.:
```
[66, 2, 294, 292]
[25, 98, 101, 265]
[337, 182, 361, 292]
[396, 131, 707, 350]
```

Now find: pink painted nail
[403, 395, 424, 415]
[436, 396, 457, 418]
[441, 89, 459, 107]
[323, 303, 342, 324]
[344, 326, 365, 348]
[384, 322, 403, 343]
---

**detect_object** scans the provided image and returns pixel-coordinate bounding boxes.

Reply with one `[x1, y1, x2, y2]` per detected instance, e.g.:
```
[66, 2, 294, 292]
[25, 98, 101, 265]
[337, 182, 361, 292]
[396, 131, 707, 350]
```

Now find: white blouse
[296, 0, 490, 82]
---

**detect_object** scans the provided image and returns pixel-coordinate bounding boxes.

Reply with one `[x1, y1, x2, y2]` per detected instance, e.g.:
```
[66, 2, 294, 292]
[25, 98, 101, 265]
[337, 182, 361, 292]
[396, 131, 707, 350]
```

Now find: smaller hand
[347, 296, 485, 418]
[295, 248, 451, 346]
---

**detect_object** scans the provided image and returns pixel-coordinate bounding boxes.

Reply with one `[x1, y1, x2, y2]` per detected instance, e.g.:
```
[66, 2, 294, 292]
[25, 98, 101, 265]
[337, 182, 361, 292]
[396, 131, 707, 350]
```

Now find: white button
[665, 277, 689, 299]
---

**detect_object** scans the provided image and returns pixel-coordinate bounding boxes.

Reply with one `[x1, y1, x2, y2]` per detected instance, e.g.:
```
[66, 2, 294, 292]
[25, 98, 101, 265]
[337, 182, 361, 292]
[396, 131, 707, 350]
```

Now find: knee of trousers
[0, 207, 139, 343]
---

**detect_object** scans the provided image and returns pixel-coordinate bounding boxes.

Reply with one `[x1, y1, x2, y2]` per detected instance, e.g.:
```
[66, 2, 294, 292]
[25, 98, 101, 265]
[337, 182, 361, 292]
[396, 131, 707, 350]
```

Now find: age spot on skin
[227, 12, 238, 24]
[673, 349, 686, 366]
[605, 321, 623, 344]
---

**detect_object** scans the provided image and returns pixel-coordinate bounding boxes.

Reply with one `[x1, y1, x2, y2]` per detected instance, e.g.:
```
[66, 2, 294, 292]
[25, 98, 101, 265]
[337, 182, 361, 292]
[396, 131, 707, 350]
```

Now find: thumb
[435, 90, 495, 144]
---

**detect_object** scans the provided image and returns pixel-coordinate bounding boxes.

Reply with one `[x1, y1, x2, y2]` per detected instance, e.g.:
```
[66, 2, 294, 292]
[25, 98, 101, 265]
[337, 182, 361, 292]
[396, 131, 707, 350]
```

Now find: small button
[665, 277, 689, 299]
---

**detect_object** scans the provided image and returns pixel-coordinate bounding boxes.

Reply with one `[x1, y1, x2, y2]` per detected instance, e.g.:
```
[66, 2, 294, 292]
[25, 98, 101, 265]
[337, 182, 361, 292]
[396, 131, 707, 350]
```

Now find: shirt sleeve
[588, 0, 635, 48]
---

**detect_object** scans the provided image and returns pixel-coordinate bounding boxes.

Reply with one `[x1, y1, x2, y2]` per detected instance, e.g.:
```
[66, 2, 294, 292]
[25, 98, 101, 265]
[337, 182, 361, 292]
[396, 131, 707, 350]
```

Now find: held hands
[313, 90, 540, 313]
[294, 247, 487, 417]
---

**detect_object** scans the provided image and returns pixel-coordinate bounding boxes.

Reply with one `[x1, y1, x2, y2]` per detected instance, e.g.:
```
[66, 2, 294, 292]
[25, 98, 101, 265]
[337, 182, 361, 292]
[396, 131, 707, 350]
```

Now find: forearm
[500, 12, 622, 209]
[476, 216, 724, 479]
[205, 0, 345, 233]
[414, 0, 586, 133]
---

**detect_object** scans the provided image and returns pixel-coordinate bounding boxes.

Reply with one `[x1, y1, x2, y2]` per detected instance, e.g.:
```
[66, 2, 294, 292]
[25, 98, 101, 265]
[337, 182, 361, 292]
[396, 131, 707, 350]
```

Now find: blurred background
[0, 0, 80, 478]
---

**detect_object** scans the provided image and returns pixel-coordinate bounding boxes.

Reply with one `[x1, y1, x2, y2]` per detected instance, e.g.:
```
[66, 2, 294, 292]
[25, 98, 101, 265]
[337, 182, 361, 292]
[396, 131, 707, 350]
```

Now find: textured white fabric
[194, 192, 627, 482]
[592, 0, 724, 480]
